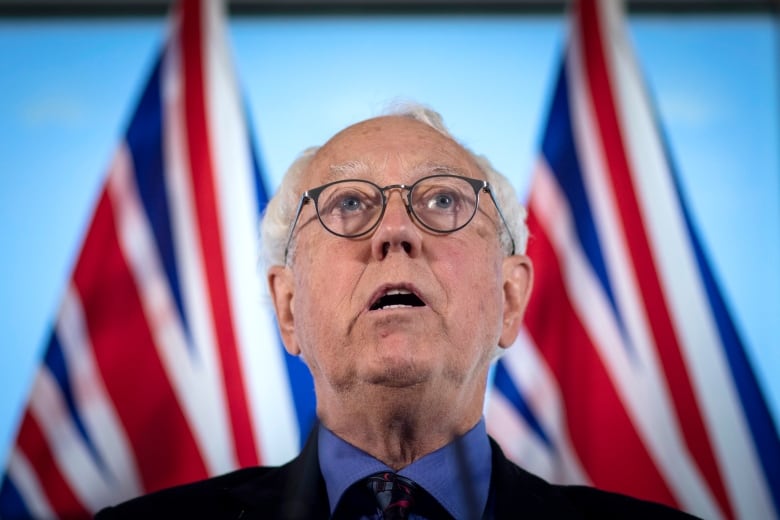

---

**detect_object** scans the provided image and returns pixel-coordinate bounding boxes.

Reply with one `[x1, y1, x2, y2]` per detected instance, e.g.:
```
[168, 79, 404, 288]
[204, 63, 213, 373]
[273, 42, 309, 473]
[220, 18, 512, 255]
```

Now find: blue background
[0, 12, 778, 468]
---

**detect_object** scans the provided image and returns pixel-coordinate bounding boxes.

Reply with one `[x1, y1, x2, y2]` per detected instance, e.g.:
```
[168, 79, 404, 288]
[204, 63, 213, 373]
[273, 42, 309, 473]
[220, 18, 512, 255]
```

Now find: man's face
[270, 116, 531, 413]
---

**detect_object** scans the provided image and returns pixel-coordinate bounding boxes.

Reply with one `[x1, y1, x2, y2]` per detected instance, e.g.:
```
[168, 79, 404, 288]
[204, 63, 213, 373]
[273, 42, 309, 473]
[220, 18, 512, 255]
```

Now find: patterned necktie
[366, 472, 418, 519]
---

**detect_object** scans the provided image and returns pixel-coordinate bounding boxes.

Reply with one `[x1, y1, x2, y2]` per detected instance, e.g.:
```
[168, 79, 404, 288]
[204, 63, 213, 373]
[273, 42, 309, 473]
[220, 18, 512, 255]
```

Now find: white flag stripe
[601, 4, 775, 517]
[2, 2, 295, 517]
[6, 450, 55, 520]
[501, 329, 589, 485]
[532, 152, 722, 519]
[57, 284, 143, 502]
[29, 368, 116, 512]
[567, 5, 673, 433]
[204, 0, 300, 463]
[161, 34, 240, 476]
[488, 393, 558, 480]
[109, 141, 236, 475]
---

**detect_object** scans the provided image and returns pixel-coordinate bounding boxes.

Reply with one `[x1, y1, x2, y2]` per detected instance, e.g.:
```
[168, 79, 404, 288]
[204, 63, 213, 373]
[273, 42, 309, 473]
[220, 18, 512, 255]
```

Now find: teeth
[385, 289, 411, 296]
[370, 288, 420, 311]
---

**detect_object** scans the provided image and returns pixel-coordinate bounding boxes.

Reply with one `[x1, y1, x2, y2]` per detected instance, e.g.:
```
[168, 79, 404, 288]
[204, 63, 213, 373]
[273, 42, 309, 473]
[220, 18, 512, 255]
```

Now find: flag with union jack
[0, 0, 314, 517]
[486, 1, 780, 519]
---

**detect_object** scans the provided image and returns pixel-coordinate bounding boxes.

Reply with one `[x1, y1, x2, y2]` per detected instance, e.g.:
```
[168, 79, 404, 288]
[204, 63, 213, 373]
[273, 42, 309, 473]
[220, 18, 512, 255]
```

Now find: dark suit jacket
[96, 432, 697, 519]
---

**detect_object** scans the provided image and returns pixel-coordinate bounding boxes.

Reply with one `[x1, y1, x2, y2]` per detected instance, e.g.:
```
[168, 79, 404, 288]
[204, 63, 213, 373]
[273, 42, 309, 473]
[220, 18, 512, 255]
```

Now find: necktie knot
[366, 472, 418, 519]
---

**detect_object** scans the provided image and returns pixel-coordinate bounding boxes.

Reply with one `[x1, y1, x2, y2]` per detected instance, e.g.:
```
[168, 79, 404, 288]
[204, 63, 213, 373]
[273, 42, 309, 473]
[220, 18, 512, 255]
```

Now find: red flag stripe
[493, 330, 591, 485]
[528, 158, 724, 514]
[6, 450, 56, 518]
[0, 1, 283, 515]
[526, 209, 678, 506]
[178, 0, 259, 468]
[16, 413, 89, 518]
[72, 191, 209, 492]
[576, 2, 734, 518]
[57, 282, 144, 500]
[26, 366, 121, 510]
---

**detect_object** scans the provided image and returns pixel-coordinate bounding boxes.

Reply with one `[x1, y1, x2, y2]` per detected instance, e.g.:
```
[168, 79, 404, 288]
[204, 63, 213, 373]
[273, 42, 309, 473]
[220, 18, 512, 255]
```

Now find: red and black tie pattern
[366, 472, 418, 519]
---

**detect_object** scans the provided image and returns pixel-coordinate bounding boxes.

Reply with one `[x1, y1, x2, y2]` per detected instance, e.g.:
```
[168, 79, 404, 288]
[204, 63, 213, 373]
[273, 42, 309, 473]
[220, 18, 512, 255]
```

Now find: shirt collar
[318, 419, 492, 518]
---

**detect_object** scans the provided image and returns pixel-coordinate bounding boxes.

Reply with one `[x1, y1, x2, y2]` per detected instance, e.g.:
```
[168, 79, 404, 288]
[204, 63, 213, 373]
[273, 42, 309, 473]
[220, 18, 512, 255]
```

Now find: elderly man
[97, 106, 694, 519]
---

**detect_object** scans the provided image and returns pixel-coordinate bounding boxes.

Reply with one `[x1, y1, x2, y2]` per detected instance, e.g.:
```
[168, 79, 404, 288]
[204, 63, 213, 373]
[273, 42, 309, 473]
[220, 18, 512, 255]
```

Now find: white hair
[260, 102, 529, 267]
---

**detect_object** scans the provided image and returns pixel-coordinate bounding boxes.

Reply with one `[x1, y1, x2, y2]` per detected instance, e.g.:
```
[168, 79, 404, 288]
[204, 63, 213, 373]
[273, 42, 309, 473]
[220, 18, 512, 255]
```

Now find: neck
[317, 379, 486, 470]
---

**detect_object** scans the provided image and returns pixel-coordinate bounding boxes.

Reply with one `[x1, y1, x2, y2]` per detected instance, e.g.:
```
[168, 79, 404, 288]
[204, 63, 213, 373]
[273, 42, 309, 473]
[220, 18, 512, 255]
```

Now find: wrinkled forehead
[304, 116, 484, 188]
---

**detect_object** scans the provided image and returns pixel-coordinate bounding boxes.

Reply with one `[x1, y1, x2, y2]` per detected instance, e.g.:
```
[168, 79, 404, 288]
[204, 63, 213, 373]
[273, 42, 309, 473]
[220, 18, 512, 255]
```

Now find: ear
[268, 265, 300, 356]
[498, 254, 533, 348]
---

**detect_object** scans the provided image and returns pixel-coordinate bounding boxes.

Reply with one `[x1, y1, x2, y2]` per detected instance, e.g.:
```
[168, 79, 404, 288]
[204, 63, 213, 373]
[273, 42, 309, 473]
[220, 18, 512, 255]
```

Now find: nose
[370, 190, 422, 260]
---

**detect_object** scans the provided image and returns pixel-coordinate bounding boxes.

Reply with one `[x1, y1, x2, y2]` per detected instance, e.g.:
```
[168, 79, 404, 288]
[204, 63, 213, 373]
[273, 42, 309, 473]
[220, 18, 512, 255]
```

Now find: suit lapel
[222, 431, 579, 519]
[228, 426, 330, 519]
[489, 437, 580, 519]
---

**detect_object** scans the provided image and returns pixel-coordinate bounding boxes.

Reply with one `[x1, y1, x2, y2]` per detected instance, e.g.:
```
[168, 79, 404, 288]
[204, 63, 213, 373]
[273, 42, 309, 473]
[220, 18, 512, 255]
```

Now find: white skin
[269, 116, 533, 470]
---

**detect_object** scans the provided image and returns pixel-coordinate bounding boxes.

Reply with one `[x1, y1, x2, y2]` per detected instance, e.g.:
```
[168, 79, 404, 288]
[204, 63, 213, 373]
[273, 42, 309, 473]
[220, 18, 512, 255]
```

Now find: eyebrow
[326, 160, 372, 181]
[326, 160, 473, 183]
[413, 163, 471, 177]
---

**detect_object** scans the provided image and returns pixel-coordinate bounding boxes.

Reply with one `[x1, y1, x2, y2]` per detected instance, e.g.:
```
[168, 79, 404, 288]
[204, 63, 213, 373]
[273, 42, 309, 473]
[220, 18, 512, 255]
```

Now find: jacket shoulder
[557, 485, 701, 519]
[96, 431, 328, 520]
[94, 466, 282, 519]
[489, 438, 699, 519]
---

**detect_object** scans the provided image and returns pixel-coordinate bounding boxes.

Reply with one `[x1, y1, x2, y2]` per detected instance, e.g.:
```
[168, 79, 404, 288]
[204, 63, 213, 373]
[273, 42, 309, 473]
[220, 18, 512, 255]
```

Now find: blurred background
[0, 0, 778, 472]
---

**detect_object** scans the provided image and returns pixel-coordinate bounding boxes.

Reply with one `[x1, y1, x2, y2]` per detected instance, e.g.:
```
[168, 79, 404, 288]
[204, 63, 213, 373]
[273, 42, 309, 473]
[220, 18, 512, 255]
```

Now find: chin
[364, 362, 430, 388]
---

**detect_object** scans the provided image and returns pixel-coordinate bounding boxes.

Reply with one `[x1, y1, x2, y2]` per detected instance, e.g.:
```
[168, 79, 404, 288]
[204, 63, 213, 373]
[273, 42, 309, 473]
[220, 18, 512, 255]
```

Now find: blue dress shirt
[318, 418, 492, 519]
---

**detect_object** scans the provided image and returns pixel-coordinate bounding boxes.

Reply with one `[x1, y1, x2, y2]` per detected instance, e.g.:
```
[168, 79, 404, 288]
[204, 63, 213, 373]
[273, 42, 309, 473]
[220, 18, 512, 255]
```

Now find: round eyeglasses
[283, 174, 515, 263]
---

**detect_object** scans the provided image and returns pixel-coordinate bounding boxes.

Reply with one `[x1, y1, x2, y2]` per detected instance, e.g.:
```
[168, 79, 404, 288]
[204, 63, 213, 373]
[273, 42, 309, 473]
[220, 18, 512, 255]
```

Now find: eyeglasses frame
[283, 174, 516, 263]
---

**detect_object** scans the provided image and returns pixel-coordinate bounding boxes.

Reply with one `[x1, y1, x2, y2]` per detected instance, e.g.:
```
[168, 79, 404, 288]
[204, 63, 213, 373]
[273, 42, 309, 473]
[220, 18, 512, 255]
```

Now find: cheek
[293, 252, 356, 338]
[465, 254, 505, 338]
[291, 254, 329, 353]
[437, 243, 504, 333]
[445, 235, 502, 289]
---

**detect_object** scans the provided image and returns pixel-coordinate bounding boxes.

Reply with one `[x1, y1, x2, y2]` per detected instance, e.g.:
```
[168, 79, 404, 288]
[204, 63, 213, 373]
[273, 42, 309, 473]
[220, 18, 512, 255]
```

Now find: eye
[430, 193, 454, 209]
[424, 190, 461, 212]
[338, 195, 363, 212]
[319, 186, 378, 218]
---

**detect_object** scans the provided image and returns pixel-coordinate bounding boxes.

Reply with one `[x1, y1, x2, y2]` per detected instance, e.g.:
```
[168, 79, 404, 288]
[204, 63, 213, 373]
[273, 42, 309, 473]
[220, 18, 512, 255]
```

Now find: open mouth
[369, 289, 426, 311]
